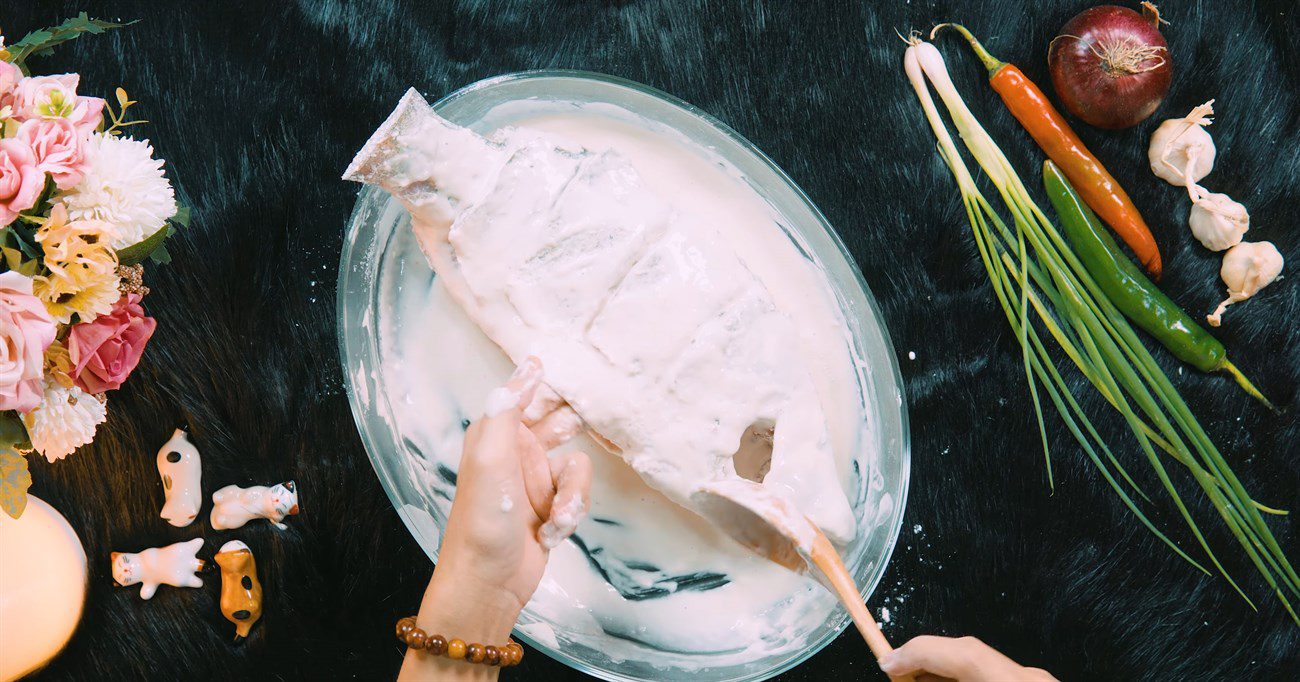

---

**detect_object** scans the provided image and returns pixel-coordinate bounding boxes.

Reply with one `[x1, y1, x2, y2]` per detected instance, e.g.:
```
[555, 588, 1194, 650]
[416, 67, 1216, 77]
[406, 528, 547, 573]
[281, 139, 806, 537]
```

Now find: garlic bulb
[1188, 192, 1248, 251]
[1149, 101, 1216, 187]
[1207, 241, 1283, 327]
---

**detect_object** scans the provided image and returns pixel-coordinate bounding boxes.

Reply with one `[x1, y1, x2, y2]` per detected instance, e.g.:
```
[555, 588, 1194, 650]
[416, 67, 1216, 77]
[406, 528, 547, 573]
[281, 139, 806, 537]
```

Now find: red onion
[1048, 3, 1172, 129]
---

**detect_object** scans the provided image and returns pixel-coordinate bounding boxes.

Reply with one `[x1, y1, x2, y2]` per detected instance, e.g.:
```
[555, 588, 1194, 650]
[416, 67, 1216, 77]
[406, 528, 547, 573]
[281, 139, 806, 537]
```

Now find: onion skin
[1049, 5, 1172, 129]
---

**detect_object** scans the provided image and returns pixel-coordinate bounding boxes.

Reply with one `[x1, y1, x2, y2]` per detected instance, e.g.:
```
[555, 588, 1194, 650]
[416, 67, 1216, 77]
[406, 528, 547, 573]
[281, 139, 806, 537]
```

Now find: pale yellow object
[0, 496, 87, 681]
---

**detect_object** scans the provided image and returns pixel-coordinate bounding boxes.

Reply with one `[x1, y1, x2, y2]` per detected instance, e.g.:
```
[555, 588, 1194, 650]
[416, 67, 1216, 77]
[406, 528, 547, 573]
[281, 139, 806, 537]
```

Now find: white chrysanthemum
[22, 383, 107, 462]
[60, 133, 177, 249]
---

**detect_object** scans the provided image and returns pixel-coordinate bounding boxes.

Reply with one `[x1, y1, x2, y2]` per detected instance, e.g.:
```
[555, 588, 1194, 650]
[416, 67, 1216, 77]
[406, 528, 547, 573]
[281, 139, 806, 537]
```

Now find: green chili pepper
[1042, 160, 1273, 409]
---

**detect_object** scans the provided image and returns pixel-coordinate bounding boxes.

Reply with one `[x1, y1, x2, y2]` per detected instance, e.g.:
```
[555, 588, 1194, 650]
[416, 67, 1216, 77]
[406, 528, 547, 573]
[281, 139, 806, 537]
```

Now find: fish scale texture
[11, 0, 1297, 679]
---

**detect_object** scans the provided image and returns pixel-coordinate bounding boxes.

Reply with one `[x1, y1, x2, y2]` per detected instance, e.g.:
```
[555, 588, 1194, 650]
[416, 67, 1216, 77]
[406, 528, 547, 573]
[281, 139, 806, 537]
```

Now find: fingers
[521, 383, 565, 424]
[878, 636, 975, 679]
[537, 450, 593, 550]
[483, 357, 543, 419]
[518, 423, 555, 519]
[527, 405, 583, 450]
[879, 636, 1043, 682]
[469, 358, 594, 551]
[467, 358, 543, 468]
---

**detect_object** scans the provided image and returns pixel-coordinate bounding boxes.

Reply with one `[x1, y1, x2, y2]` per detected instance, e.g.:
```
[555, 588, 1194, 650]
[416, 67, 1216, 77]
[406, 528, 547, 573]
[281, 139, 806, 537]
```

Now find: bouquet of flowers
[0, 15, 187, 518]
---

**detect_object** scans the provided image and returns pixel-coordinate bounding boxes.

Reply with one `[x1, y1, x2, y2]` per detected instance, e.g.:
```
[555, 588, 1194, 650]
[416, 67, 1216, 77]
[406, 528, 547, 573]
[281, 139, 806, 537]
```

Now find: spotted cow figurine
[157, 428, 202, 527]
[110, 538, 205, 599]
[215, 540, 263, 641]
[210, 480, 299, 531]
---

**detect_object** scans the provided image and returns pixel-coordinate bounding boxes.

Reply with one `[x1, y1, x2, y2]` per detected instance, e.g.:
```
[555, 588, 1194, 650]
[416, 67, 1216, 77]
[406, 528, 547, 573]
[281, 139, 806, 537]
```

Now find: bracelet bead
[466, 642, 485, 664]
[396, 617, 416, 639]
[485, 645, 501, 666]
[447, 638, 467, 660]
[428, 634, 448, 656]
[408, 630, 428, 650]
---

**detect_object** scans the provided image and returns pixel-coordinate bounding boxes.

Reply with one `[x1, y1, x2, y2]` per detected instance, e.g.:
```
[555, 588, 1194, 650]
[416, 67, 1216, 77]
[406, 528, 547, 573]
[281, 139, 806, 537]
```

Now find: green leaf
[17, 30, 54, 46]
[8, 15, 136, 69]
[0, 414, 28, 448]
[33, 175, 58, 212]
[119, 204, 187, 267]
[1, 245, 39, 277]
[172, 204, 192, 227]
[0, 450, 30, 519]
[149, 243, 172, 265]
[7, 222, 42, 262]
[116, 224, 171, 266]
[0, 414, 31, 519]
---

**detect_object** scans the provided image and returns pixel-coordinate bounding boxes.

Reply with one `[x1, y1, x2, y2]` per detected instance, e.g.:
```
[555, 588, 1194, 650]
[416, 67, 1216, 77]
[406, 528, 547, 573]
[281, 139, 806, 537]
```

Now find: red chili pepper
[938, 23, 1163, 280]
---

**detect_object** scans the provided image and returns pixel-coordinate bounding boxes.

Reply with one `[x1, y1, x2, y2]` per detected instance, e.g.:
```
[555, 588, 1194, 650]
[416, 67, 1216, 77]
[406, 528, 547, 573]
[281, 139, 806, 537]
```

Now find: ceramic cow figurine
[215, 540, 263, 641]
[111, 538, 205, 599]
[157, 429, 202, 527]
[210, 481, 299, 530]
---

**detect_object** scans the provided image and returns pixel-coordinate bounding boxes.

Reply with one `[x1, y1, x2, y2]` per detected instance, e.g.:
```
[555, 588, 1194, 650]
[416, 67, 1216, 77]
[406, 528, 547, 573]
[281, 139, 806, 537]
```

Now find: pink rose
[0, 138, 43, 226]
[0, 271, 58, 412]
[68, 293, 157, 393]
[67, 95, 105, 137]
[17, 118, 87, 190]
[12, 74, 79, 120]
[11, 74, 101, 134]
[0, 60, 20, 110]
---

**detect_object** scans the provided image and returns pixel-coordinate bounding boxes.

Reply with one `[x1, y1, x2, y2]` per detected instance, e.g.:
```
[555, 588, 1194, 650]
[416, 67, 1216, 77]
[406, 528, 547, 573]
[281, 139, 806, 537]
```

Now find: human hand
[433, 357, 592, 612]
[401, 358, 592, 681]
[878, 636, 1056, 682]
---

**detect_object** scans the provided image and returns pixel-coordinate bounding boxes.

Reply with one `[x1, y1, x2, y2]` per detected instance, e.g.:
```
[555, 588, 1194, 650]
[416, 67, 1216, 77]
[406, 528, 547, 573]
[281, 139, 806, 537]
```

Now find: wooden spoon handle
[810, 530, 915, 682]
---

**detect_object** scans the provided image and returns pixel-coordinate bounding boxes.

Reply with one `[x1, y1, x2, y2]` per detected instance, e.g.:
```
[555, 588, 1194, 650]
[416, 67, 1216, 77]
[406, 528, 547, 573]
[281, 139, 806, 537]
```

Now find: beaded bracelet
[396, 616, 524, 667]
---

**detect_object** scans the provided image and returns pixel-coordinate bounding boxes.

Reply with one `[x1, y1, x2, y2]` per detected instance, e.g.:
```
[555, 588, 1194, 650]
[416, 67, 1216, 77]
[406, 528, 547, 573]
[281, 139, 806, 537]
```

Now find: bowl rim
[337, 69, 911, 682]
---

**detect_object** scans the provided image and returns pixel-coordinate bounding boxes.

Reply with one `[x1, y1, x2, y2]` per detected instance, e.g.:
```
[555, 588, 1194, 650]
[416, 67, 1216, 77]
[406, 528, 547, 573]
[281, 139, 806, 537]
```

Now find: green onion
[903, 35, 1298, 623]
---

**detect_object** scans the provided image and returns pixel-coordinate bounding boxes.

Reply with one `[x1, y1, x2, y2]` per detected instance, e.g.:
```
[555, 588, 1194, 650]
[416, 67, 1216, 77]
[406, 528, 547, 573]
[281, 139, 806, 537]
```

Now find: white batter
[360, 93, 874, 667]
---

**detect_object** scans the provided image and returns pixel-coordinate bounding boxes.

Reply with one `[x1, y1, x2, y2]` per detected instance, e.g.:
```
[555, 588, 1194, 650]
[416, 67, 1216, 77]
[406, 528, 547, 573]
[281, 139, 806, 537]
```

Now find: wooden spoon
[693, 479, 912, 681]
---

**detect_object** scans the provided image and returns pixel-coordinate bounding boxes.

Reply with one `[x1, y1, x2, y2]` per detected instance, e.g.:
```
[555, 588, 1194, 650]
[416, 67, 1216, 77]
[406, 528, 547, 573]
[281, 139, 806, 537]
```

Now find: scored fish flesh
[344, 89, 856, 544]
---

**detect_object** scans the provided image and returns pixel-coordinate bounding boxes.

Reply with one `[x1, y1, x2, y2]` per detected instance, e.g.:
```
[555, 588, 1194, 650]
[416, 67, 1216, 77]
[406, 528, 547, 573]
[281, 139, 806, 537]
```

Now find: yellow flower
[43, 340, 75, 390]
[38, 205, 119, 277]
[34, 267, 120, 325]
[35, 204, 121, 323]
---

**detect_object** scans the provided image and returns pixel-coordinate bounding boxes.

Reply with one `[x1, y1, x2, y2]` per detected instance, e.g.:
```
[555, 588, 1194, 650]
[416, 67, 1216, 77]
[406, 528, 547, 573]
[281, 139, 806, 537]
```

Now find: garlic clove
[1207, 241, 1284, 327]
[1188, 192, 1249, 252]
[1148, 101, 1216, 187]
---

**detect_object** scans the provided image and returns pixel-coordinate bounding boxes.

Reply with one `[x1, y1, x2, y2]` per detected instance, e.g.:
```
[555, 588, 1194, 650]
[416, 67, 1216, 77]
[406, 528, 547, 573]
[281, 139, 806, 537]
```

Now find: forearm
[398, 563, 522, 682]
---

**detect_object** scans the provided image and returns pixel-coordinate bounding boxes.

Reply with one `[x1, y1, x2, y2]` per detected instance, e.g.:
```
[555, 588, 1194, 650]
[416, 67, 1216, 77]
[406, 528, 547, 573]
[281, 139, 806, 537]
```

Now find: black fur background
[11, 1, 1298, 679]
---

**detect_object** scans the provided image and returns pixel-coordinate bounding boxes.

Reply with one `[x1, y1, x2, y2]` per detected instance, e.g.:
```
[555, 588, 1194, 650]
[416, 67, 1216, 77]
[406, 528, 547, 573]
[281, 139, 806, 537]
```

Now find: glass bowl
[337, 71, 910, 681]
